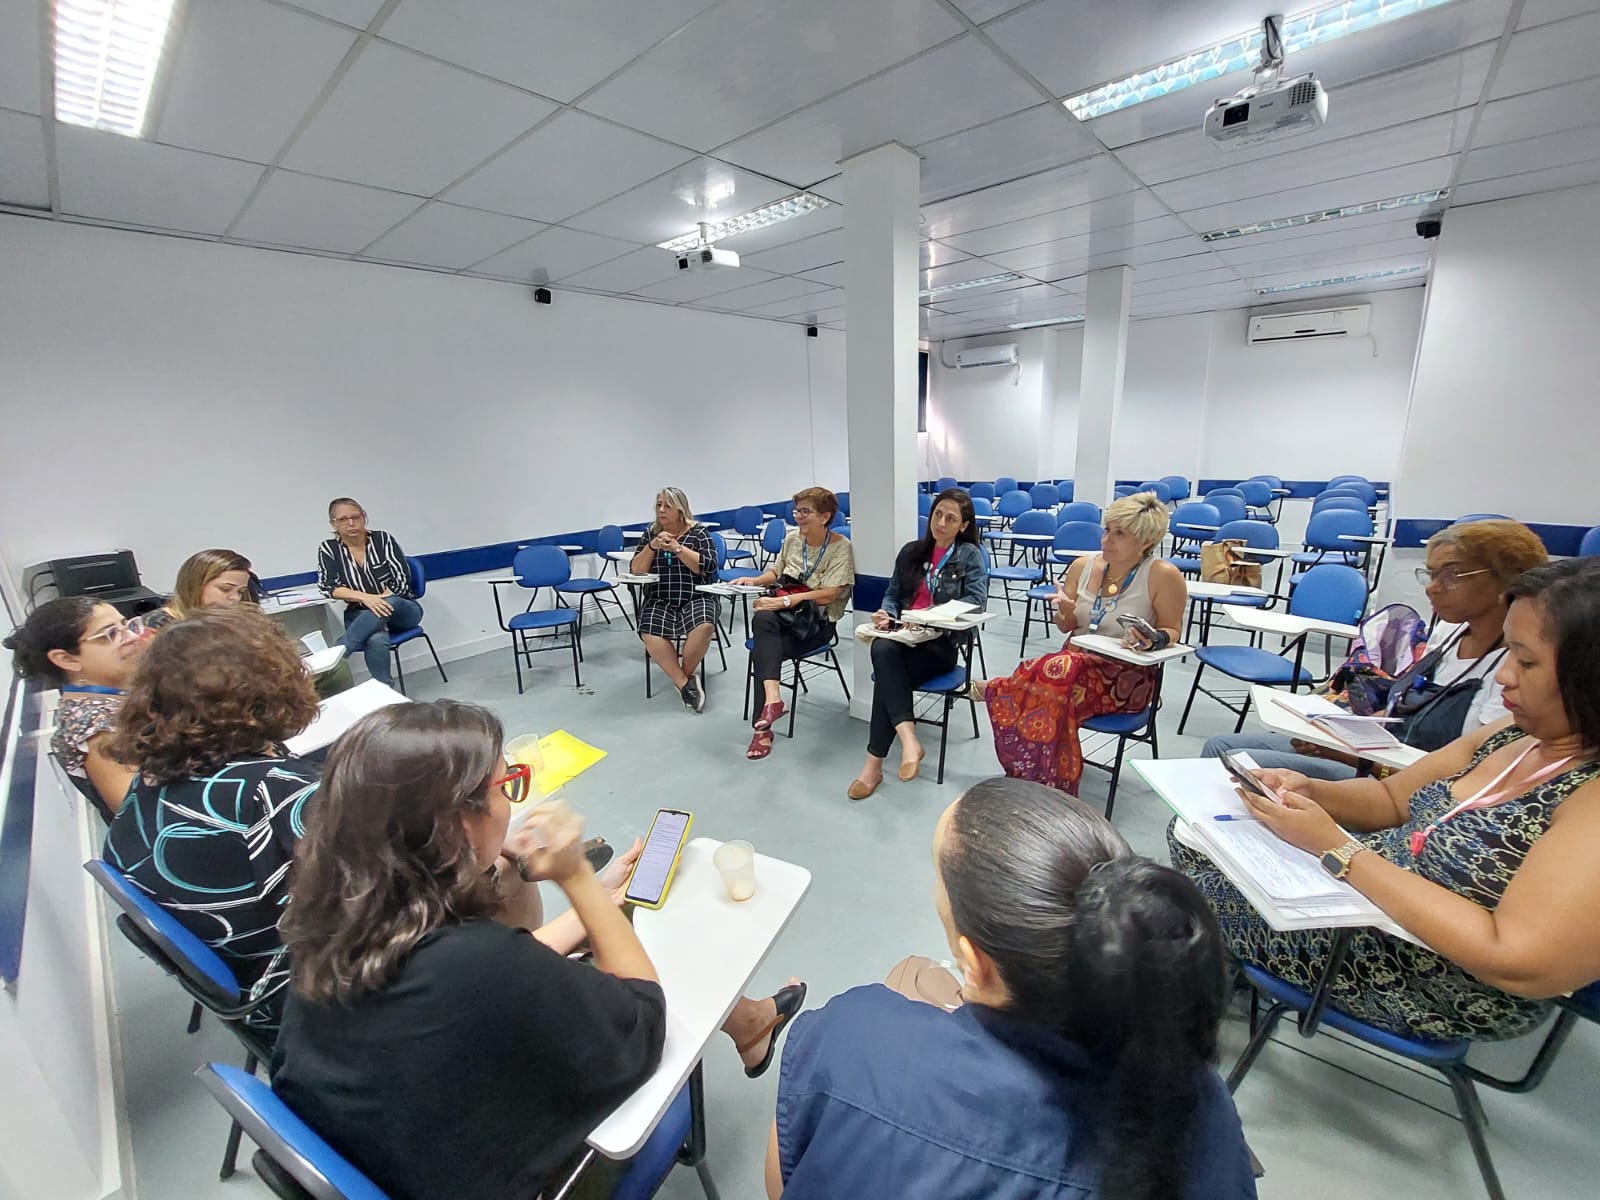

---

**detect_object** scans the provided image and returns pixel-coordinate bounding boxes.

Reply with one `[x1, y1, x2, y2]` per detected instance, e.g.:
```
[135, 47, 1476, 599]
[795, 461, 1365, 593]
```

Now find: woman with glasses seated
[4, 598, 147, 816]
[737, 487, 855, 760]
[1201, 520, 1547, 780]
[273, 700, 807, 1200]
[629, 486, 721, 713]
[144, 547, 256, 631]
[317, 497, 420, 687]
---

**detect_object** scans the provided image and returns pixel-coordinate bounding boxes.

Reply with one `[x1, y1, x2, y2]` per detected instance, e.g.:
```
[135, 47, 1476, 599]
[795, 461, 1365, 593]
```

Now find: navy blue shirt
[778, 984, 1257, 1200]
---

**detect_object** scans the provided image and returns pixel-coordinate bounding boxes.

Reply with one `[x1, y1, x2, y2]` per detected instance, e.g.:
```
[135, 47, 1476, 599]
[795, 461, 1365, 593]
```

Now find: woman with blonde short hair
[629, 487, 721, 712]
[970, 491, 1187, 795]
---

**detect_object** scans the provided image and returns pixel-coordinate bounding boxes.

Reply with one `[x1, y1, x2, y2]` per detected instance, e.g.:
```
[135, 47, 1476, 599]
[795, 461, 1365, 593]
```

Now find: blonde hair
[167, 549, 253, 618]
[649, 486, 696, 535]
[1104, 492, 1168, 549]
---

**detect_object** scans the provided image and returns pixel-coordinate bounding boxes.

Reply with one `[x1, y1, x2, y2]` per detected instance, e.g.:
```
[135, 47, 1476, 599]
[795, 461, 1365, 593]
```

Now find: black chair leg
[935, 695, 953, 784]
[1226, 1000, 1286, 1093]
[570, 630, 582, 687]
[512, 633, 525, 695]
[220, 1052, 258, 1179]
[787, 664, 801, 738]
[1444, 1068, 1506, 1200]
[1103, 735, 1126, 820]
[393, 646, 407, 695]
[1177, 663, 1205, 734]
[187, 1001, 203, 1034]
[423, 633, 448, 683]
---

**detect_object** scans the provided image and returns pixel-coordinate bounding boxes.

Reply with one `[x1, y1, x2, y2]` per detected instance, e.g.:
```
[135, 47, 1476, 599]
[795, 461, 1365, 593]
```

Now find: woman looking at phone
[967, 491, 1186, 796]
[1175, 559, 1600, 1041]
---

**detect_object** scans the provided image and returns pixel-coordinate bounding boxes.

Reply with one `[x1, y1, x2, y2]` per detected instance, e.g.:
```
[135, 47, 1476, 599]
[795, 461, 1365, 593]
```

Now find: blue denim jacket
[881, 540, 988, 618]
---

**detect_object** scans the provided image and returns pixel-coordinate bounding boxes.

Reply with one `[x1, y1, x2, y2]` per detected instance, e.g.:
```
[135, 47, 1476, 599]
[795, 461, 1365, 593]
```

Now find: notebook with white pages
[285, 679, 408, 756]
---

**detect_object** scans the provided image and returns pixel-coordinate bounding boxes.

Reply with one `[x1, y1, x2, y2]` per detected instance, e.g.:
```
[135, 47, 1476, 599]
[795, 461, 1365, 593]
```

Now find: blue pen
[1213, 814, 1258, 822]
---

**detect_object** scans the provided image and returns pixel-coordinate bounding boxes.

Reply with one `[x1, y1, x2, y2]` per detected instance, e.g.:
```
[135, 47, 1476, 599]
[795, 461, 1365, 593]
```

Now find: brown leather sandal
[753, 700, 785, 731]
[746, 729, 775, 760]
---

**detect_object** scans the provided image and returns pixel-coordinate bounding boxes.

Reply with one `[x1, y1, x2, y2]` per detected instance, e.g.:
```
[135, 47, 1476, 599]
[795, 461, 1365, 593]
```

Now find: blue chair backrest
[405, 556, 427, 600]
[994, 476, 1018, 496]
[997, 489, 1031, 519]
[1029, 483, 1059, 509]
[1248, 474, 1284, 488]
[1056, 501, 1101, 526]
[1216, 519, 1280, 549]
[512, 545, 571, 587]
[1171, 503, 1221, 541]
[197, 1063, 391, 1200]
[709, 531, 731, 567]
[835, 492, 850, 517]
[85, 860, 242, 1008]
[1290, 564, 1368, 625]
[935, 476, 958, 493]
[1136, 481, 1172, 504]
[918, 493, 933, 517]
[1160, 475, 1190, 501]
[829, 523, 851, 539]
[971, 496, 993, 517]
[967, 482, 995, 501]
[1328, 474, 1368, 487]
[1312, 495, 1368, 516]
[1055, 521, 1102, 552]
[1206, 494, 1247, 524]
[733, 506, 764, 536]
[1454, 513, 1512, 524]
[1113, 485, 1138, 499]
[1237, 480, 1272, 507]
[762, 519, 786, 555]
[1055, 480, 1074, 502]
[597, 524, 624, 554]
[1013, 510, 1056, 537]
[1328, 481, 1378, 505]
[1304, 508, 1373, 550]
[917, 515, 928, 540]
[1205, 487, 1245, 501]
[1581, 526, 1600, 557]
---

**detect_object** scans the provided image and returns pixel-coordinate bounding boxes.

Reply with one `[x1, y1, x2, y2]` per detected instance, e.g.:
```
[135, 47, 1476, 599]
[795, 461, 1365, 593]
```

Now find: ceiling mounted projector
[1204, 15, 1328, 150]
[674, 221, 741, 272]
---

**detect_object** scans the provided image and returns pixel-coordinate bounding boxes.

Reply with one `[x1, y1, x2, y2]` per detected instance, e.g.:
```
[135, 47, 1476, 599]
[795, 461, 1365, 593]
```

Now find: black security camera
[1416, 216, 1442, 240]
[533, 287, 552, 304]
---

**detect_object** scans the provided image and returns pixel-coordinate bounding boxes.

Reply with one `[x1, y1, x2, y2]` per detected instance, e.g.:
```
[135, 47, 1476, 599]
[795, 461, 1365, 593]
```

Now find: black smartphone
[623, 808, 695, 909]
[1218, 750, 1281, 803]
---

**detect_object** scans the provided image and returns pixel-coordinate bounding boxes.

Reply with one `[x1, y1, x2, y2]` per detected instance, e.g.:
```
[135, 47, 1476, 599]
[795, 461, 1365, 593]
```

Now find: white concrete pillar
[842, 142, 920, 720]
[1073, 266, 1133, 505]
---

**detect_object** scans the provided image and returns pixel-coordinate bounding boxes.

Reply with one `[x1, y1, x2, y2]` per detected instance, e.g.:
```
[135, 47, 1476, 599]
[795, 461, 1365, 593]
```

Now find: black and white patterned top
[636, 525, 720, 641]
[317, 530, 415, 611]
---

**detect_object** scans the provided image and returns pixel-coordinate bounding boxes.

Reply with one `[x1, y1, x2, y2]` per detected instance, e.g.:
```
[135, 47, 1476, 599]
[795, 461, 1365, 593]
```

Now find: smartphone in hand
[1218, 750, 1283, 805]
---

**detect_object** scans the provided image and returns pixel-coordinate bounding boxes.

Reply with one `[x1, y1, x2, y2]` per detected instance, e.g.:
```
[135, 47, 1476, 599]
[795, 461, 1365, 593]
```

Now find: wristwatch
[1319, 837, 1367, 880]
[783, 595, 792, 608]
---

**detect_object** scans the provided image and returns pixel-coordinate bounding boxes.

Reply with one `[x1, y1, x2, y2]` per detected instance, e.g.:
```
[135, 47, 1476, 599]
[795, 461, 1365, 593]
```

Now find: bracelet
[783, 595, 792, 608]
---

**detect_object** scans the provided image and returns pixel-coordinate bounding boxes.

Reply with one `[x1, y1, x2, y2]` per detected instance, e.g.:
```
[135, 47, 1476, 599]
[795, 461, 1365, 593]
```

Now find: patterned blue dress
[1171, 727, 1600, 1041]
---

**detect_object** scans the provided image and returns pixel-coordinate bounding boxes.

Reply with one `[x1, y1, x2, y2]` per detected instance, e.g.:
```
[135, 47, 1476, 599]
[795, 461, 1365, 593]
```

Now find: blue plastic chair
[1311, 494, 1369, 517]
[1021, 521, 1102, 651]
[1581, 526, 1600, 557]
[597, 524, 634, 579]
[917, 514, 928, 539]
[994, 475, 1018, 496]
[1454, 513, 1512, 524]
[995, 488, 1031, 527]
[1055, 479, 1075, 502]
[967, 481, 995, 501]
[1029, 482, 1059, 510]
[1113, 484, 1138, 499]
[86, 860, 274, 1180]
[1167, 502, 1222, 575]
[555, 550, 633, 634]
[1236, 479, 1275, 521]
[1055, 501, 1102, 527]
[1249, 474, 1284, 488]
[730, 506, 765, 553]
[918, 493, 933, 517]
[743, 630, 850, 738]
[386, 557, 449, 695]
[988, 510, 1053, 612]
[835, 492, 849, 518]
[971, 496, 994, 517]
[760, 518, 787, 566]
[1328, 480, 1379, 507]
[1294, 508, 1374, 572]
[1328, 473, 1369, 487]
[1177, 564, 1367, 734]
[491, 547, 583, 692]
[1211, 520, 1282, 612]
[1159, 475, 1191, 501]
[1136, 480, 1173, 504]
[935, 475, 958, 493]
[905, 637, 982, 785]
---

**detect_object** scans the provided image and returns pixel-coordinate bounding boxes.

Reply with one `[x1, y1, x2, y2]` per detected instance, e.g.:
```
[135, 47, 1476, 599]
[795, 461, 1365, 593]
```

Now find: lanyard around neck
[1090, 559, 1141, 629]
[1409, 739, 1578, 857]
[63, 683, 123, 695]
[924, 546, 952, 598]
[799, 536, 829, 582]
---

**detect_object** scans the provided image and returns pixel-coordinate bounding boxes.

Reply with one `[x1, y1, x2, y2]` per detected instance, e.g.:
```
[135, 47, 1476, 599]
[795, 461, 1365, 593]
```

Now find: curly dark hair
[109, 605, 320, 783]
[4, 597, 99, 685]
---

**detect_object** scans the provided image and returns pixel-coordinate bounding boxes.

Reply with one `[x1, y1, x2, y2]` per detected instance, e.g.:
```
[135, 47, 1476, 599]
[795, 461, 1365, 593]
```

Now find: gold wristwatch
[1319, 836, 1367, 880]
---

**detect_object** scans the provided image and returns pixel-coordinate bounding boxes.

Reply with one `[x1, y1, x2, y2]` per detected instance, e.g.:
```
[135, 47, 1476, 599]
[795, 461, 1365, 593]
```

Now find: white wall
[0, 217, 847, 663]
[923, 330, 1051, 481]
[1397, 182, 1600, 525]
[1112, 312, 1213, 485]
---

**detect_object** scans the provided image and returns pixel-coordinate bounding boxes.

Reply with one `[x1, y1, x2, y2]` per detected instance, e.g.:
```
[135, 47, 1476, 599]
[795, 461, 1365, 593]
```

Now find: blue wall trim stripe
[1393, 519, 1593, 556]
[0, 678, 41, 985]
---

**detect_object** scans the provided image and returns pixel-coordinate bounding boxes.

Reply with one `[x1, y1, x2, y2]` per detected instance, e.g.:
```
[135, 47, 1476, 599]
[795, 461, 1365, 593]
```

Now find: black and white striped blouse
[317, 530, 415, 606]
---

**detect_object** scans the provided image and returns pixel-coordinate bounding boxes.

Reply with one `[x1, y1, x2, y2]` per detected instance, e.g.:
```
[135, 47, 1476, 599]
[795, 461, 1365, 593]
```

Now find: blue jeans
[1199, 732, 1358, 781]
[341, 596, 423, 686]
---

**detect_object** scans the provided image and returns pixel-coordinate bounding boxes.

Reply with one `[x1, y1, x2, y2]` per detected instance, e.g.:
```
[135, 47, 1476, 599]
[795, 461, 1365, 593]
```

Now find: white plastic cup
[713, 840, 757, 902]
[503, 733, 544, 773]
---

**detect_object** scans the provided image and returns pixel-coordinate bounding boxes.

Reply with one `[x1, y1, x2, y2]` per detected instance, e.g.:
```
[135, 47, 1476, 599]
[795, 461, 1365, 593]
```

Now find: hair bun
[1, 631, 18, 652]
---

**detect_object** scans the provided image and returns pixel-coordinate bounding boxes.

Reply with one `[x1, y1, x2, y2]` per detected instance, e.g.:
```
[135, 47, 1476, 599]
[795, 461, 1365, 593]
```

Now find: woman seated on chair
[143, 547, 256, 631]
[4, 598, 146, 816]
[1201, 519, 1547, 781]
[272, 700, 807, 1200]
[848, 489, 988, 799]
[317, 496, 420, 687]
[1174, 558, 1600, 1042]
[629, 486, 720, 714]
[769, 777, 1257, 1199]
[739, 486, 856, 760]
[968, 491, 1186, 797]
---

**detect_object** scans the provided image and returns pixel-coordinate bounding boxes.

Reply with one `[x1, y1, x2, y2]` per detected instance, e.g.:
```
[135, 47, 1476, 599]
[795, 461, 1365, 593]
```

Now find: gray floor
[107, 544, 1600, 1200]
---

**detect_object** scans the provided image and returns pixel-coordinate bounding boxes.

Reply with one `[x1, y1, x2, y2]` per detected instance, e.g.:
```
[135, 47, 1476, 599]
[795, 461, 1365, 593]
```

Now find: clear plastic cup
[713, 840, 757, 902]
[504, 733, 544, 772]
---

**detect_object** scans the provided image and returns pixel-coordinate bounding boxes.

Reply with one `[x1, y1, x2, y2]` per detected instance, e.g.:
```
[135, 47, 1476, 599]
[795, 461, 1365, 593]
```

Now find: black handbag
[1387, 629, 1506, 752]
[774, 575, 825, 641]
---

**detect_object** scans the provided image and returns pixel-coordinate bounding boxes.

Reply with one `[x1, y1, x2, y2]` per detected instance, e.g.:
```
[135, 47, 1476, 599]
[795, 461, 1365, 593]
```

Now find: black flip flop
[739, 981, 807, 1079]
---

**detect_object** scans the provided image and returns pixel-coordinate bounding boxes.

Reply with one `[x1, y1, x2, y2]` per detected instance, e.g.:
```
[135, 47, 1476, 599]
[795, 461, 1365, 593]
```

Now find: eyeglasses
[80, 616, 145, 647]
[793, 508, 817, 517]
[1414, 566, 1491, 589]
[491, 763, 531, 805]
[332, 513, 365, 524]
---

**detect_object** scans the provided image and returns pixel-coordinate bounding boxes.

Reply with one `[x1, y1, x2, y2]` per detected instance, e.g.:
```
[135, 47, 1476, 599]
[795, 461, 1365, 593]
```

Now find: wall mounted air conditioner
[954, 343, 1020, 368]
[1247, 304, 1370, 345]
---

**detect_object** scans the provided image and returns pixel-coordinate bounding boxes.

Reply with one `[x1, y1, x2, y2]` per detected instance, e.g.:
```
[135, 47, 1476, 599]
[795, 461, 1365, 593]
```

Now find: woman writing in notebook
[967, 491, 1186, 796]
[1175, 559, 1600, 1041]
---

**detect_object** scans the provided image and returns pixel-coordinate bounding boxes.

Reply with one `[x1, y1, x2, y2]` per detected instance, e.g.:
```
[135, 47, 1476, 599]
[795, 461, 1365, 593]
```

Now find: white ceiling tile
[797, 262, 849, 287]
[740, 227, 846, 274]
[949, 202, 1181, 260]
[380, 0, 719, 103]
[1491, 12, 1600, 97]
[951, 0, 1033, 22]
[1079, 231, 1210, 272]
[0, 0, 40, 113]
[155, 0, 356, 163]
[1131, 265, 1243, 295]
[580, 0, 966, 151]
[917, 104, 1103, 202]
[923, 256, 1025, 289]
[1126, 251, 1236, 283]
[631, 264, 779, 303]
[55, 125, 265, 233]
[559, 245, 682, 293]
[693, 275, 832, 311]
[933, 280, 1064, 313]
[231, 169, 421, 251]
[288, 0, 387, 27]
[0, 109, 47, 208]
[1471, 75, 1600, 148]
[445, 110, 695, 223]
[1461, 123, 1600, 182]
[1247, 249, 1430, 290]
[922, 240, 972, 269]
[282, 41, 557, 195]
[1450, 156, 1600, 205]
[1178, 160, 1456, 232]
[1210, 213, 1420, 266]
[743, 287, 845, 319]
[718, 36, 1038, 185]
[563, 158, 792, 244]
[359, 201, 546, 268]
[470, 225, 640, 282]
[1517, 0, 1600, 29]
[922, 155, 1137, 240]
[715, 201, 844, 254]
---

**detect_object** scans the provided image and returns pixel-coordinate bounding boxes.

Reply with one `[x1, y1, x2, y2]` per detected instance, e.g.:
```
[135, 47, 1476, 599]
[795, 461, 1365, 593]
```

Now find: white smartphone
[623, 808, 695, 910]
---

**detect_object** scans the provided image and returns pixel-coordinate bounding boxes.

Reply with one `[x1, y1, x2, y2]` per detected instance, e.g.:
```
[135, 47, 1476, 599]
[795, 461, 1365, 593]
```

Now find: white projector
[676, 245, 740, 271]
[1204, 74, 1328, 150]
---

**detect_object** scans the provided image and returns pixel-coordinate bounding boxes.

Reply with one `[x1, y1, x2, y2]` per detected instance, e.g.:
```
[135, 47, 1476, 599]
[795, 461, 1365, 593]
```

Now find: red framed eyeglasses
[492, 763, 532, 805]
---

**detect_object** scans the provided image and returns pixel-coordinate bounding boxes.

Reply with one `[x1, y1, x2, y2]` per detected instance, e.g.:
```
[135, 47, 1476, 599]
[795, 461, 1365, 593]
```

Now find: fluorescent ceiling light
[1202, 190, 1449, 241]
[1255, 264, 1426, 294]
[920, 273, 1022, 300]
[1063, 0, 1456, 120]
[1008, 315, 1085, 330]
[54, 0, 178, 138]
[656, 192, 831, 254]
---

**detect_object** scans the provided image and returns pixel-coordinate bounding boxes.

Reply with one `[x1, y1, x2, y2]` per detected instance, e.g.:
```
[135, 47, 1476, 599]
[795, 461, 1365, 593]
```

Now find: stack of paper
[1269, 694, 1404, 752]
[286, 679, 408, 756]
